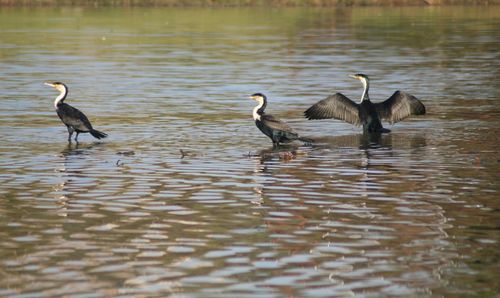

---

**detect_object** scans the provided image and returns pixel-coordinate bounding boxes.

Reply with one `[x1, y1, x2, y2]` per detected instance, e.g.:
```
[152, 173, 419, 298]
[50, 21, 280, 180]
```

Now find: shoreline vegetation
[0, 0, 497, 7]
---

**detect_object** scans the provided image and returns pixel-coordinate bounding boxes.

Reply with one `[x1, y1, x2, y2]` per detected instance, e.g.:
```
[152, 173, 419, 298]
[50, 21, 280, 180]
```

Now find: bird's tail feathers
[90, 129, 108, 139]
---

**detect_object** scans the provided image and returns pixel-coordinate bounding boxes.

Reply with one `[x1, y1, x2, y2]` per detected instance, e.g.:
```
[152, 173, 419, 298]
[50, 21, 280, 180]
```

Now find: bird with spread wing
[304, 74, 425, 133]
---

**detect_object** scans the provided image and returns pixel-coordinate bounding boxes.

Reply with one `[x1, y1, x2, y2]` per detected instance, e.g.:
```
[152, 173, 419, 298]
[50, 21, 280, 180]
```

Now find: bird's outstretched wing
[304, 93, 362, 126]
[375, 91, 426, 124]
[57, 103, 94, 131]
[260, 114, 295, 133]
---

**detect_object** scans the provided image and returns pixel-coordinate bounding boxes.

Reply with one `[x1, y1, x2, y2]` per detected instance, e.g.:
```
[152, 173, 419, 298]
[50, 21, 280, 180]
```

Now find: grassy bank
[0, 0, 497, 6]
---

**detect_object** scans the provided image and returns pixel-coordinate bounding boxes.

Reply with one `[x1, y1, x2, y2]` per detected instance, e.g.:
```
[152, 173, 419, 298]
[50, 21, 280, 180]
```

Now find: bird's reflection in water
[54, 142, 109, 216]
[59, 141, 105, 157]
[307, 132, 428, 205]
[56, 142, 107, 189]
[251, 131, 427, 166]
[310, 132, 427, 151]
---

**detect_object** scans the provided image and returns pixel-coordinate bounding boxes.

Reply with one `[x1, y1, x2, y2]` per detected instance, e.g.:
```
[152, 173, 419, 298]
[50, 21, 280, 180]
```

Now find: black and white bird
[250, 93, 310, 147]
[45, 82, 107, 142]
[304, 74, 426, 133]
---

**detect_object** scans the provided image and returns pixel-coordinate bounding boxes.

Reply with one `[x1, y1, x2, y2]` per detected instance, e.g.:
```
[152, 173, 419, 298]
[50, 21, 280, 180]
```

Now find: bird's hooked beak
[349, 74, 358, 79]
[249, 95, 257, 101]
[44, 82, 55, 88]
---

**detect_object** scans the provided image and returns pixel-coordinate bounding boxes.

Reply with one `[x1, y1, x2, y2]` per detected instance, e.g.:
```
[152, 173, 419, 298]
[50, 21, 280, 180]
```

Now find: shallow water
[0, 6, 499, 297]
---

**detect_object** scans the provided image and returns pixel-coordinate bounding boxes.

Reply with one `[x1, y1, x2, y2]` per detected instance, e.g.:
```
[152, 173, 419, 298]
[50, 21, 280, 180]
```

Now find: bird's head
[44, 82, 67, 93]
[249, 93, 266, 103]
[349, 73, 369, 83]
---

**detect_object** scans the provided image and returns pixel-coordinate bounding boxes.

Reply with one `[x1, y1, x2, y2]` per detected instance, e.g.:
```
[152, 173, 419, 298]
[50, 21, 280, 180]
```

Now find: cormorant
[250, 93, 311, 147]
[45, 82, 108, 142]
[304, 74, 425, 133]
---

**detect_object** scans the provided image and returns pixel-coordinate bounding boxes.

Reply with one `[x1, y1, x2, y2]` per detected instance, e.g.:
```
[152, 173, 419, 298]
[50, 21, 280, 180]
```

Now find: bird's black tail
[90, 129, 108, 139]
[298, 137, 313, 146]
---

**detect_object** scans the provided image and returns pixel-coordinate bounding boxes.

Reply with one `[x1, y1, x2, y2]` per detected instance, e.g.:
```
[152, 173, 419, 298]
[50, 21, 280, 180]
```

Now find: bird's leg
[75, 132, 80, 143]
[67, 127, 74, 143]
[272, 133, 281, 149]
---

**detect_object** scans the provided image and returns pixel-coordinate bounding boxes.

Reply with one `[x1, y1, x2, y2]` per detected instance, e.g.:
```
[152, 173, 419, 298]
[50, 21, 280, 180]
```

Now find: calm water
[0, 6, 499, 297]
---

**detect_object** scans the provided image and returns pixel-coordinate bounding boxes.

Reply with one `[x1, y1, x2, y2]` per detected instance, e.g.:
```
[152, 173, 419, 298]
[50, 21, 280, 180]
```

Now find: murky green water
[0, 6, 499, 297]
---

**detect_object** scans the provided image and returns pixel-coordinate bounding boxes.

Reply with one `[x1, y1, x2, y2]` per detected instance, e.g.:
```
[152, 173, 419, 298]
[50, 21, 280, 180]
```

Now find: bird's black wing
[260, 114, 296, 134]
[304, 93, 363, 126]
[57, 103, 94, 131]
[375, 91, 426, 124]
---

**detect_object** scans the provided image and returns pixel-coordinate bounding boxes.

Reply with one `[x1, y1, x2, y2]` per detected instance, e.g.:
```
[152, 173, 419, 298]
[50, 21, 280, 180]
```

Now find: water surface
[0, 6, 499, 297]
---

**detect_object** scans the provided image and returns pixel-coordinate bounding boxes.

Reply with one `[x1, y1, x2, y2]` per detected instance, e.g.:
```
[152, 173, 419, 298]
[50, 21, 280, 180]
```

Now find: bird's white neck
[54, 86, 67, 108]
[360, 78, 370, 102]
[253, 98, 266, 121]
